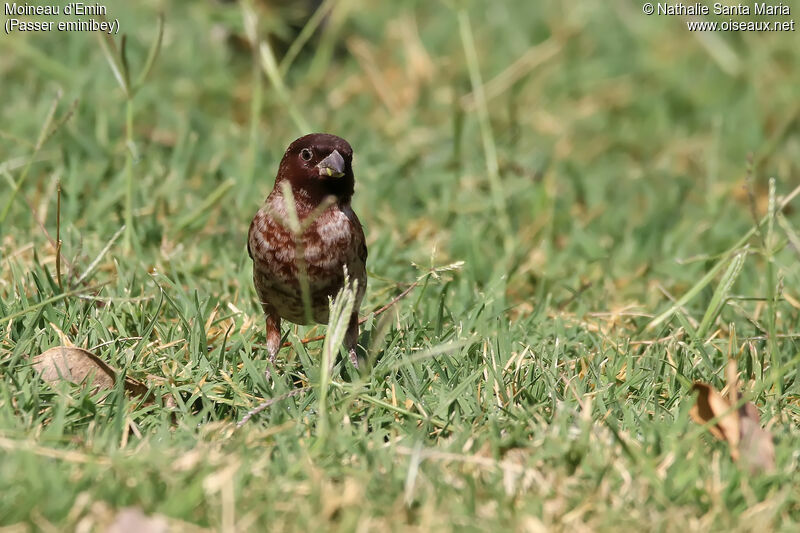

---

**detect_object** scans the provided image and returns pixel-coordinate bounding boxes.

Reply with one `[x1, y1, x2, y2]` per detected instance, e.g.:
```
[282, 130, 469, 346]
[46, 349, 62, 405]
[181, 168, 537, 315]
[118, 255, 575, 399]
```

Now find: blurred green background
[1, 0, 799, 530]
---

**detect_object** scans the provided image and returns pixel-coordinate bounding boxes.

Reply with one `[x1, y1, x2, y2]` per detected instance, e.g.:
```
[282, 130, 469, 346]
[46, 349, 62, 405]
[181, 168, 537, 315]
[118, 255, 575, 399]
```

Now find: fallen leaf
[689, 359, 775, 474]
[690, 382, 739, 448]
[33, 346, 148, 397]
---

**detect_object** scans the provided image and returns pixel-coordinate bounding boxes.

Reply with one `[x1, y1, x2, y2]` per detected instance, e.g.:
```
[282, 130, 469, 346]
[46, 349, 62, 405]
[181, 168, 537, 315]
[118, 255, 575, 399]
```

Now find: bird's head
[276, 133, 355, 202]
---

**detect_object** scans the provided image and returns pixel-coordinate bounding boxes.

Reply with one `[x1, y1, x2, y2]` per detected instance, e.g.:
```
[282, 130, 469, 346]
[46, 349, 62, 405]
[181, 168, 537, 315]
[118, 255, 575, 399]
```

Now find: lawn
[1, 1, 799, 530]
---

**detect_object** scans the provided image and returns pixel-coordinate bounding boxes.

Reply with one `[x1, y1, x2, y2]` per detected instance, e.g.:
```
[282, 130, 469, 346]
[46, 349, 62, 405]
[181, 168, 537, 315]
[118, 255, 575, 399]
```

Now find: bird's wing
[349, 209, 368, 263]
[247, 216, 256, 259]
[359, 237, 368, 263]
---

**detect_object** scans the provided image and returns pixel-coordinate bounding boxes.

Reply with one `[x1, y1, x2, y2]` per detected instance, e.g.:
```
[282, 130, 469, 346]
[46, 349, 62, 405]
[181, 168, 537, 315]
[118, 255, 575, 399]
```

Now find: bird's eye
[300, 148, 313, 162]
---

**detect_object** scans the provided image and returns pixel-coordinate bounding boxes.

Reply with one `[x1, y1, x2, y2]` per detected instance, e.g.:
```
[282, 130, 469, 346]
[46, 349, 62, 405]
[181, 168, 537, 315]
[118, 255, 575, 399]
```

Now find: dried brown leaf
[690, 382, 739, 447]
[690, 379, 775, 474]
[33, 346, 148, 397]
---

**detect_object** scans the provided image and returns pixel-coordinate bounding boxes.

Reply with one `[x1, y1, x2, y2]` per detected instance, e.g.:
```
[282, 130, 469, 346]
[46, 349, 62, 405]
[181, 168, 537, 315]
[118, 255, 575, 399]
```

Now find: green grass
[2, 1, 799, 530]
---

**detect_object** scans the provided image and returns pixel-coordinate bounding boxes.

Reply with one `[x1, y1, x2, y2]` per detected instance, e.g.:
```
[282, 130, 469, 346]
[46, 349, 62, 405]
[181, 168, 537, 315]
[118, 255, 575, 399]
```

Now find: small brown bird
[248, 133, 367, 372]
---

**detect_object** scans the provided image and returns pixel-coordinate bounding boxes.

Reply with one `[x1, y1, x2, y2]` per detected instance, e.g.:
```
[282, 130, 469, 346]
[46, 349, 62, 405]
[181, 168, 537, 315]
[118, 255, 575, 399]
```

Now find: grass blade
[0, 92, 62, 226]
[134, 14, 165, 92]
[259, 42, 311, 133]
[648, 183, 800, 330]
[695, 247, 747, 340]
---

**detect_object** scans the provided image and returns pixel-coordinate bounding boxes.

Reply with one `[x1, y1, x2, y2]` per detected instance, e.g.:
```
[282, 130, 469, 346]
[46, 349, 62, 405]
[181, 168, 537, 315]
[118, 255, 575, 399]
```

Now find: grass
[1, 1, 799, 530]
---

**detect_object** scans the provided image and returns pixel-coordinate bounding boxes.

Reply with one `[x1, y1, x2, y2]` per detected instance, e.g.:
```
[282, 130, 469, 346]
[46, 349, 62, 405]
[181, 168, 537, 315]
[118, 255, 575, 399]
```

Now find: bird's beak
[316, 149, 345, 178]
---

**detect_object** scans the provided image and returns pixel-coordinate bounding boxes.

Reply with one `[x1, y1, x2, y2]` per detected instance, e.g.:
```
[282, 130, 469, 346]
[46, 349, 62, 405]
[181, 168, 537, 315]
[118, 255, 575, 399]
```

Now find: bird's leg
[265, 312, 281, 380]
[344, 312, 360, 369]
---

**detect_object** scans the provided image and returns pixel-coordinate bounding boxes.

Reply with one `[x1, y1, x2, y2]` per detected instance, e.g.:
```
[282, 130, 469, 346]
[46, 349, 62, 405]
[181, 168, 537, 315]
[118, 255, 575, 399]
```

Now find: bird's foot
[264, 351, 278, 384]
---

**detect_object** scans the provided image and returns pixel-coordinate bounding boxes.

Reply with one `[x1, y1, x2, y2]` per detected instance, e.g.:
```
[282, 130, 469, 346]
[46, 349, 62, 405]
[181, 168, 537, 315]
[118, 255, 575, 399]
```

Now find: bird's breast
[249, 199, 364, 324]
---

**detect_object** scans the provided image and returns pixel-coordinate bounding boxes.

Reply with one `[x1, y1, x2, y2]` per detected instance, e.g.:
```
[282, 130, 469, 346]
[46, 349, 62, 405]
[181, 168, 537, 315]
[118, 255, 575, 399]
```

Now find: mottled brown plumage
[248, 133, 367, 373]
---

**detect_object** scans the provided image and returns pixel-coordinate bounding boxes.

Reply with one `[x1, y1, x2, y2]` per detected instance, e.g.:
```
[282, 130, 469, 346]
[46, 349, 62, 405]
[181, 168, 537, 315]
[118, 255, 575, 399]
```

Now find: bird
[248, 133, 367, 374]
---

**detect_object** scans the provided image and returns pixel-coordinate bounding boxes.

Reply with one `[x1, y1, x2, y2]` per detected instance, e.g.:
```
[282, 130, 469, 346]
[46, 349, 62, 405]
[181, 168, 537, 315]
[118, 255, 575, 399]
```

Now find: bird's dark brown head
[275, 133, 355, 202]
